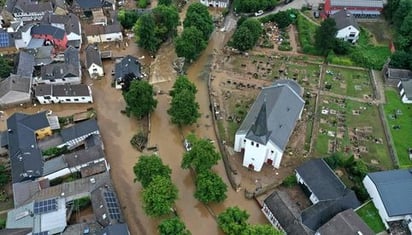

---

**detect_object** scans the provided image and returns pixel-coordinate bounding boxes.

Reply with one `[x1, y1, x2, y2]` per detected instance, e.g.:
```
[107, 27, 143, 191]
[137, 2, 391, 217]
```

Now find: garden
[384, 88, 412, 168]
[356, 201, 386, 233]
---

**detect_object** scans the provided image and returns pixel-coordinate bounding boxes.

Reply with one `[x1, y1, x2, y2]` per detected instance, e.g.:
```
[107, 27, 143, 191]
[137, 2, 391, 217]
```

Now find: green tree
[118, 10, 141, 29]
[134, 13, 159, 53]
[137, 0, 150, 8]
[384, 0, 400, 21]
[181, 134, 221, 172]
[0, 165, 9, 186]
[271, 11, 293, 29]
[158, 0, 172, 5]
[393, 0, 412, 29]
[153, 5, 180, 41]
[314, 18, 337, 55]
[142, 175, 178, 217]
[170, 75, 197, 97]
[242, 224, 283, 235]
[233, 0, 277, 13]
[194, 170, 227, 203]
[0, 57, 12, 78]
[230, 18, 262, 51]
[183, 3, 214, 40]
[168, 89, 200, 126]
[158, 217, 191, 235]
[175, 26, 207, 61]
[217, 207, 249, 235]
[124, 80, 157, 119]
[133, 155, 172, 188]
[240, 19, 262, 40]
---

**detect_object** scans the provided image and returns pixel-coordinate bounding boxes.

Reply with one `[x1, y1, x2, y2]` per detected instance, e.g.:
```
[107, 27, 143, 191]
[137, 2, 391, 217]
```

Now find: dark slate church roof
[366, 169, 412, 217]
[237, 79, 305, 150]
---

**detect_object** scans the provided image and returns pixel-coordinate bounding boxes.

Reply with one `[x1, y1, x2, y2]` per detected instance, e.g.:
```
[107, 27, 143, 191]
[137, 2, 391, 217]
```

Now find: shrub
[282, 175, 297, 187]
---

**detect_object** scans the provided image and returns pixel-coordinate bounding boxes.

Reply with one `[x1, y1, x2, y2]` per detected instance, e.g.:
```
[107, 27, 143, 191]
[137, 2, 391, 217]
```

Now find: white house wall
[88, 63, 104, 78]
[43, 168, 71, 181]
[37, 77, 81, 85]
[363, 176, 390, 228]
[296, 172, 319, 204]
[59, 130, 100, 149]
[200, 0, 229, 7]
[261, 204, 286, 232]
[242, 138, 268, 172]
[36, 94, 93, 104]
[267, 139, 283, 168]
[336, 26, 359, 42]
[100, 32, 123, 42]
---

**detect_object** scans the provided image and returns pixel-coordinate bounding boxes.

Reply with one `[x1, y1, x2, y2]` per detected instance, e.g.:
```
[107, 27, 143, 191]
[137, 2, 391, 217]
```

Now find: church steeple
[250, 98, 268, 137]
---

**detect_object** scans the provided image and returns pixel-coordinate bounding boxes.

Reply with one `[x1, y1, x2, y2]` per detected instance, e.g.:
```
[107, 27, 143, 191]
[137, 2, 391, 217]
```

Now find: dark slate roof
[401, 80, 412, 99]
[41, 13, 81, 36]
[41, 63, 79, 80]
[83, 23, 122, 36]
[0, 74, 32, 99]
[12, 180, 42, 207]
[301, 190, 361, 231]
[16, 51, 35, 77]
[13, 0, 53, 14]
[6, 112, 49, 183]
[237, 80, 305, 149]
[0, 228, 32, 235]
[366, 169, 412, 217]
[73, 0, 113, 10]
[31, 24, 65, 40]
[85, 44, 103, 68]
[34, 84, 52, 96]
[387, 68, 412, 80]
[0, 131, 8, 148]
[330, 0, 383, 8]
[91, 185, 125, 227]
[60, 119, 99, 143]
[43, 155, 67, 176]
[63, 145, 105, 168]
[114, 55, 142, 81]
[316, 209, 374, 235]
[24, 46, 54, 66]
[98, 223, 130, 235]
[263, 191, 312, 235]
[53, 84, 91, 97]
[296, 159, 347, 201]
[64, 46, 80, 67]
[331, 10, 359, 30]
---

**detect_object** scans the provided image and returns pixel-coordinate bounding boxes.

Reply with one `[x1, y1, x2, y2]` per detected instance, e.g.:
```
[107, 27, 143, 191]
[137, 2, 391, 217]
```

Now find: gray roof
[41, 63, 79, 80]
[31, 24, 66, 40]
[12, 181, 42, 207]
[64, 46, 80, 67]
[0, 74, 32, 99]
[85, 44, 103, 68]
[91, 185, 125, 227]
[387, 68, 412, 80]
[237, 80, 305, 149]
[114, 55, 142, 81]
[401, 80, 412, 99]
[6, 112, 49, 183]
[35, 84, 90, 97]
[365, 169, 412, 217]
[301, 191, 361, 231]
[41, 12, 81, 36]
[72, 0, 113, 10]
[60, 119, 99, 143]
[83, 22, 122, 36]
[331, 10, 359, 30]
[330, 0, 383, 8]
[16, 51, 35, 77]
[34, 84, 52, 96]
[316, 209, 374, 235]
[264, 191, 312, 235]
[63, 145, 105, 168]
[296, 159, 347, 201]
[24, 46, 54, 66]
[0, 228, 32, 235]
[12, 0, 53, 14]
[43, 155, 67, 176]
[99, 223, 130, 235]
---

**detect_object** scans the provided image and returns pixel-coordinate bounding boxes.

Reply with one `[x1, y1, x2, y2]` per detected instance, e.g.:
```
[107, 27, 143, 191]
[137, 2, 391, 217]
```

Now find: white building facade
[200, 0, 229, 8]
[336, 26, 360, 43]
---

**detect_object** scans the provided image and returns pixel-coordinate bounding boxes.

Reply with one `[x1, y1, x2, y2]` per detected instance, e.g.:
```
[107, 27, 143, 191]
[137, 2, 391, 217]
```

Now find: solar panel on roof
[0, 32, 10, 48]
[33, 198, 58, 215]
[103, 190, 121, 220]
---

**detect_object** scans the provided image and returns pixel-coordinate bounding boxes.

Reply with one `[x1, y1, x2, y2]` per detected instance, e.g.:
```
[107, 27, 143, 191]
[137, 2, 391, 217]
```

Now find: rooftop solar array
[33, 231, 49, 235]
[33, 198, 58, 215]
[104, 191, 121, 220]
[0, 31, 10, 48]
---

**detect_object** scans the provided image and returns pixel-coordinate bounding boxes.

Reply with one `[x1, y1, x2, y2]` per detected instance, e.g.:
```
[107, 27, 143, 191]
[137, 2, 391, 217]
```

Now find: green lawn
[383, 88, 412, 168]
[356, 201, 386, 233]
[296, 14, 319, 54]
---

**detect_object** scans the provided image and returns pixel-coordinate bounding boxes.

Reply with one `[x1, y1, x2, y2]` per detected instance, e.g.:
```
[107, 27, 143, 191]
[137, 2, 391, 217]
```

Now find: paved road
[255, 0, 324, 16]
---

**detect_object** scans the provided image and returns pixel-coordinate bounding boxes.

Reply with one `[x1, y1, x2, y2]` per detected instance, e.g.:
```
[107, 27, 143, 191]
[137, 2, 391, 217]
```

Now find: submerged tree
[142, 175, 178, 217]
[123, 80, 157, 119]
[133, 155, 171, 188]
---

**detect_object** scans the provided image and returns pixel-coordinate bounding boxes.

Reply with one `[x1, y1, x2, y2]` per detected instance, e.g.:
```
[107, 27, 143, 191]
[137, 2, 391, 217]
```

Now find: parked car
[184, 139, 192, 151]
[255, 10, 264, 16]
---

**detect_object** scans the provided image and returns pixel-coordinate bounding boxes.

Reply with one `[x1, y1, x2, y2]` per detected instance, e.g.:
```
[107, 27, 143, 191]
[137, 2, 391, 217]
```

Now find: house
[40, 13, 82, 48]
[114, 55, 143, 89]
[316, 209, 374, 235]
[91, 185, 125, 227]
[34, 84, 93, 104]
[15, 51, 35, 77]
[98, 223, 130, 235]
[0, 28, 18, 55]
[200, 0, 230, 8]
[397, 80, 412, 103]
[0, 74, 32, 108]
[324, 0, 383, 17]
[24, 45, 55, 66]
[70, 0, 115, 17]
[86, 44, 104, 78]
[30, 24, 68, 50]
[6, 197, 67, 234]
[38, 46, 81, 84]
[296, 159, 361, 231]
[363, 169, 412, 229]
[13, 23, 34, 49]
[262, 191, 311, 235]
[233, 80, 305, 171]
[5, 0, 53, 22]
[59, 118, 100, 149]
[5, 112, 52, 183]
[83, 23, 123, 44]
[52, 0, 69, 15]
[384, 67, 412, 86]
[331, 10, 360, 43]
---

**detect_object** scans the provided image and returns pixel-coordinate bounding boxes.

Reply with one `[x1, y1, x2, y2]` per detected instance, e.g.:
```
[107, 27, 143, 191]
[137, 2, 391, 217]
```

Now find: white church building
[233, 80, 305, 172]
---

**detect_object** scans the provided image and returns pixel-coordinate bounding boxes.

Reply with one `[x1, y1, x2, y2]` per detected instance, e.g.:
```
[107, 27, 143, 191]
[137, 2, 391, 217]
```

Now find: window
[349, 33, 356, 37]
[74, 98, 79, 101]
[256, 144, 259, 148]
[65, 99, 71, 102]
[243, 139, 246, 143]
[82, 97, 85, 100]
[251, 158, 255, 161]
[271, 150, 274, 154]
[44, 96, 51, 100]
[251, 142, 254, 146]
[93, 68, 98, 72]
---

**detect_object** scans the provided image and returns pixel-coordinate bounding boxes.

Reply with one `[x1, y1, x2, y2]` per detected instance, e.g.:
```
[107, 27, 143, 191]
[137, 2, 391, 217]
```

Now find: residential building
[52, 0, 69, 15]
[316, 209, 374, 235]
[98, 223, 130, 235]
[0, 74, 32, 108]
[114, 55, 143, 89]
[331, 10, 360, 43]
[40, 13, 82, 48]
[30, 24, 68, 50]
[91, 185, 125, 227]
[397, 80, 412, 103]
[0, 28, 17, 55]
[59, 118, 100, 149]
[15, 51, 35, 77]
[34, 84, 93, 104]
[70, 0, 115, 17]
[83, 23, 123, 44]
[296, 159, 361, 231]
[363, 169, 412, 229]
[13, 23, 34, 49]
[24, 46, 55, 66]
[85, 44, 104, 78]
[5, 0, 53, 22]
[324, 0, 384, 17]
[200, 0, 230, 8]
[233, 80, 305, 171]
[384, 67, 412, 86]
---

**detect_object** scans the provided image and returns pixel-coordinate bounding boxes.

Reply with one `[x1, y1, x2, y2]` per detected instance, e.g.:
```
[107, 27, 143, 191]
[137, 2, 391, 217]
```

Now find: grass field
[356, 201, 386, 233]
[383, 88, 412, 168]
[296, 14, 319, 55]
